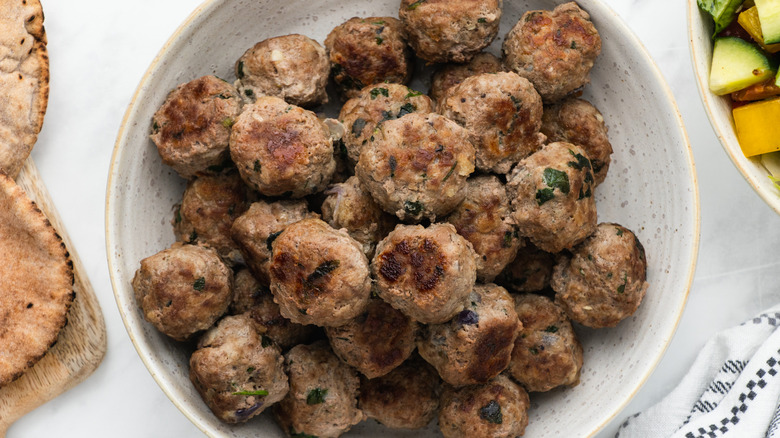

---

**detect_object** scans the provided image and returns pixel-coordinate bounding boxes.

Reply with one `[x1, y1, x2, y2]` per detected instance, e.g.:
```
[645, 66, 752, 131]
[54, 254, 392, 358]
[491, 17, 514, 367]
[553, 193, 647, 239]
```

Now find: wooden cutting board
[0, 159, 107, 437]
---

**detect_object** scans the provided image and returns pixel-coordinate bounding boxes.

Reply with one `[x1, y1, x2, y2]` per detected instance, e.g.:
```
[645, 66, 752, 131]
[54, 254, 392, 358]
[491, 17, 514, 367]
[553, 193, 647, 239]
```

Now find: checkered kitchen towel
[617, 306, 780, 438]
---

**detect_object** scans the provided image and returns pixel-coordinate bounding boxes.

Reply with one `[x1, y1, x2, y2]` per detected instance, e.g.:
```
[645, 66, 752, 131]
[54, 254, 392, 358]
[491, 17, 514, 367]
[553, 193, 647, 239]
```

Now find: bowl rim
[106, 0, 701, 436]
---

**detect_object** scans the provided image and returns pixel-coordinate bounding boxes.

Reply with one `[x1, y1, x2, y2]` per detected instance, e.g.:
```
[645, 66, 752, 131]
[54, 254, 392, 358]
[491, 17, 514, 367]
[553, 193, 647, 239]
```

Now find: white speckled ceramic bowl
[688, 0, 780, 215]
[107, 0, 699, 436]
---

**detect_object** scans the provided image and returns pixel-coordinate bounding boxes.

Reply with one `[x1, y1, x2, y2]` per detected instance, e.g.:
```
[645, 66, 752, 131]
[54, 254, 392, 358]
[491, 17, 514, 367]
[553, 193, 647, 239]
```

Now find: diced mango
[738, 6, 780, 53]
[733, 97, 780, 156]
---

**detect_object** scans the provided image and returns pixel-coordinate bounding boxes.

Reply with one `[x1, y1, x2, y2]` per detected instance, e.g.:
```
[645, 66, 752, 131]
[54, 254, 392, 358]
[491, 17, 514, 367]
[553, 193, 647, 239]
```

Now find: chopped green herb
[389, 156, 397, 177]
[616, 228, 624, 236]
[232, 389, 269, 396]
[587, 254, 593, 261]
[188, 230, 198, 243]
[266, 230, 282, 252]
[299, 308, 308, 315]
[617, 273, 628, 294]
[529, 346, 539, 355]
[237, 61, 245, 79]
[370, 87, 389, 99]
[221, 117, 235, 128]
[372, 20, 386, 25]
[352, 118, 367, 137]
[290, 429, 317, 438]
[442, 162, 457, 182]
[217, 93, 231, 100]
[253, 160, 261, 173]
[152, 121, 159, 133]
[404, 200, 424, 217]
[543, 167, 570, 194]
[536, 188, 555, 206]
[478, 17, 487, 23]
[306, 260, 341, 285]
[502, 230, 514, 248]
[567, 150, 592, 171]
[405, 90, 424, 99]
[376, 36, 384, 45]
[407, 0, 426, 9]
[545, 325, 559, 333]
[397, 103, 416, 117]
[247, 367, 255, 373]
[307, 388, 328, 405]
[261, 336, 273, 348]
[571, 41, 578, 49]
[193, 277, 206, 291]
[244, 89, 254, 97]
[479, 400, 503, 424]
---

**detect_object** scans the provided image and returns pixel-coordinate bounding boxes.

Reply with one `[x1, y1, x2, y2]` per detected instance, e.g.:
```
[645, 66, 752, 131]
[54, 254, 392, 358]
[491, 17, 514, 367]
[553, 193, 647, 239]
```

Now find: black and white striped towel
[617, 309, 780, 438]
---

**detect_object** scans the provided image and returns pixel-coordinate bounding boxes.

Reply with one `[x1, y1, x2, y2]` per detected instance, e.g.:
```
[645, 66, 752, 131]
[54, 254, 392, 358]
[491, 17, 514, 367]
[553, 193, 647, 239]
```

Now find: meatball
[326, 298, 419, 378]
[150, 75, 242, 179]
[132, 243, 232, 341]
[231, 199, 317, 285]
[508, 293, 583, 392]
[269, 218, 371, 327]
[373, 223, 477, 324]
[189, 314, 288, 423]
[359, 357, 441, 429]
[552, 222, 649, 328]
[274, 341, 364, 438]
[502, 2, 602, 102]
[438, 374, 530, 438]
[429, 52, 504, 104]
[339, 83, 434, 164]
[399, 0, 502, 64]
[418, 284, 520, 386]
[541, 97, 612, 185]
[325, 17, 413, 100]
[438, 72, 546, 174]
[234, 34, 329, 107]
[321, 176, 397, 258]
[173, 170, 249, 265]
[445, 176, 523, 282]
[496, 242, 555, 293]
[356, 113, 476, 222]
[506, 142, 597, 253]
[229, 97, 336, 198]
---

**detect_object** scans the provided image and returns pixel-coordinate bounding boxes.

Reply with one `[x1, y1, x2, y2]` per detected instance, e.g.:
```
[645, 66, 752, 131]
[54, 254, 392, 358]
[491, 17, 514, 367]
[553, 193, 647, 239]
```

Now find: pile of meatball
[133, 1, 650, 437]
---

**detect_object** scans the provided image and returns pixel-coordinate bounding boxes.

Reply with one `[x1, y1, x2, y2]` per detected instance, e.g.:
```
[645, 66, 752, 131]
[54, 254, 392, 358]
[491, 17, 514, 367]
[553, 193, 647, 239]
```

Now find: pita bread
[0, 0, 49, 179]
[0, 171, 74, 387]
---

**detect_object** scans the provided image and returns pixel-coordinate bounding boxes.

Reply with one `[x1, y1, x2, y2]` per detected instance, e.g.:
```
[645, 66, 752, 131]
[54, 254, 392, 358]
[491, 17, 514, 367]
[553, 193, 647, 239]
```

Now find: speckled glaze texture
[106, 1, 699, 437]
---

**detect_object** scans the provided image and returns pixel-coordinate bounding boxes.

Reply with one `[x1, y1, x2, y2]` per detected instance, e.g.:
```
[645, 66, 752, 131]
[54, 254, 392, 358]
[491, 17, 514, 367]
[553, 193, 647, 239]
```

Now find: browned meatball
[497, 242, 555, 293]
[339, 83, 434, 164]
[230, 199, 317, 285]
[373, 223, 477, 324]
[399, 0, 502, 64]
[541, 97, 612, 185]
[173, 171, 249, 265]
[508, 293, 583, 392]
[438, 374, 530, 438]
[438, 72, 546, 174]
[326, 298, 418, 379]
[506, 142, 597, 253]
[132, 243, 232, 341]
[552, 222, 649, 328]
[274, 341, 365, 438]
[325, 17, 413, 100]
[356, 113, 476, 222]
[229, 97, 336, 198]
[502, 2, 602, 102]
[189, 314, 288, 423]
[429, 52, 504, 104]
[150, 75, 242, 179]
[418, 284, 520, 386]
[359, 357, 441, 429]
[235, 34, 329, 107]
[270, 218, 371, 327]
[446, 176, 523, 282]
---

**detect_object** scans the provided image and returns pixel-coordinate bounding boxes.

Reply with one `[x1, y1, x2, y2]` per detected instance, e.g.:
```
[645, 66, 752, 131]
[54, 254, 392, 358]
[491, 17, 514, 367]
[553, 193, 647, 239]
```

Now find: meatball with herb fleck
[234, 34, 329, 107]
[372, 223, 477, 324]
[269, 218, 371, 327]
[496, 242, 556, 293]
[552, 222, 649, 328]
[429, 52, 504, 104]
[325, 17, 413, 100]
[132, 243, 232, 341]
[418, 283, 521, 387]
[150, 75, 242, 179]
[189, 313, 288, 423]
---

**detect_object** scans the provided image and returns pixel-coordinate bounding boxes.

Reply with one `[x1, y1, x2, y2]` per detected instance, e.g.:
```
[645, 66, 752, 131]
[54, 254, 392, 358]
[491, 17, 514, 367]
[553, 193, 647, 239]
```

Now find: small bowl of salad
[689, 0, 780, 213]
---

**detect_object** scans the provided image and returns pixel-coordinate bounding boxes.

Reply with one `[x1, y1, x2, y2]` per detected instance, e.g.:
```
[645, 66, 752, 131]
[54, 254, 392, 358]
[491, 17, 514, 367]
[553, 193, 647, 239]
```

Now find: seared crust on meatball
[274, 341, 365, 438]
[132, 244, 232, 341]
[418, 284, 521, 386]
[399, 0, 502, 64]
[373, 223, 477, 324]
[189, 314, 288, 423]
[235, 34, 329, 107]
[502, 2, 602, 102]
[506, 142, 597, 253]
[541, 97, 612, 185]
[439, 72, 546, 174]
[446, 176, 523, 282]
[339, 83, 434, 164]
[552, 222, 649, 328]
[497, 242, 555, 293]
[359, 357, 441, 429]
[429, 52, 504, 104]
[270, 218, 372, 327]
[321, 176, 397, 259]
[230, 97, 336, 198]
[508, 294, 583, 392]
[356, 113, 476, 222]
[326, 17, 413, 100]
[438, 374, 530, 438]
[150, 75, 242, 179]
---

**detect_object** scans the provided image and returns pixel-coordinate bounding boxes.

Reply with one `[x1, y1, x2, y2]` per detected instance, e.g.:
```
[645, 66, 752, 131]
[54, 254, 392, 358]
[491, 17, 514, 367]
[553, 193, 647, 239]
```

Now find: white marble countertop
[9, 0, 780, 436]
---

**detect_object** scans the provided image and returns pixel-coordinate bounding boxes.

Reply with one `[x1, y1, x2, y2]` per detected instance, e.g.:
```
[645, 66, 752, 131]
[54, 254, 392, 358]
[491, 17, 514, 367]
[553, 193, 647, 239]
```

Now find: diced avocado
[698, 0, 746, 34]
[709, 37, 774, 95]
[755, 0, 780, 44]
